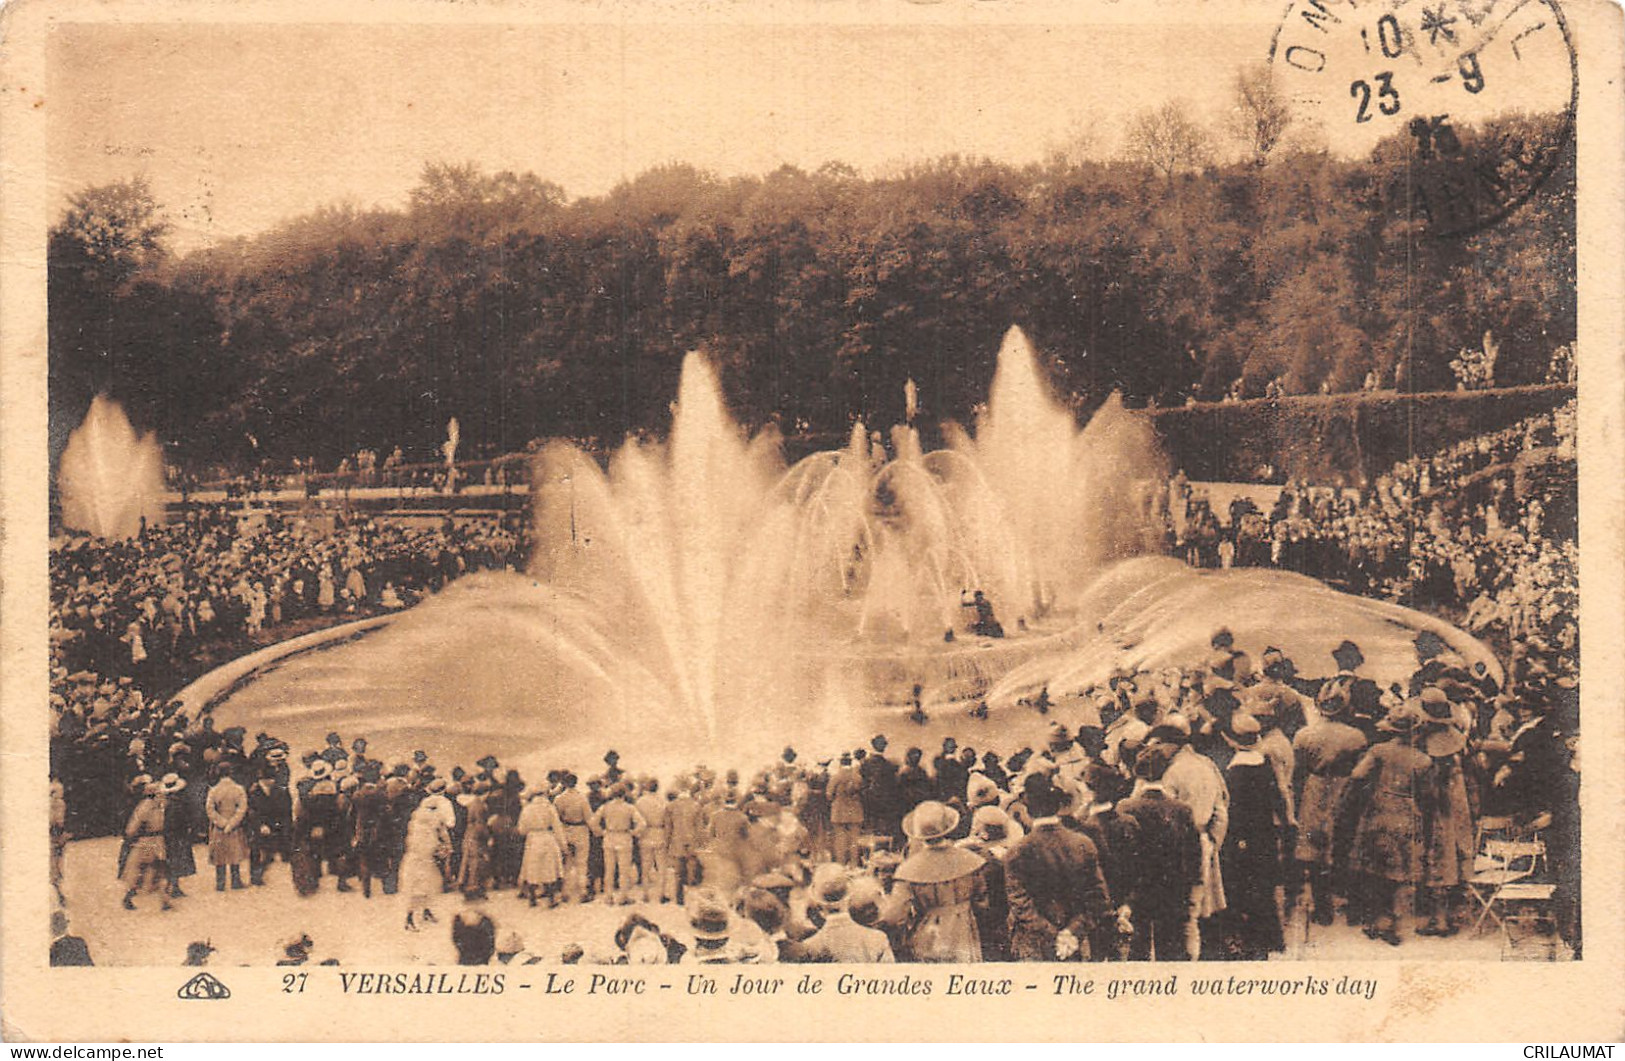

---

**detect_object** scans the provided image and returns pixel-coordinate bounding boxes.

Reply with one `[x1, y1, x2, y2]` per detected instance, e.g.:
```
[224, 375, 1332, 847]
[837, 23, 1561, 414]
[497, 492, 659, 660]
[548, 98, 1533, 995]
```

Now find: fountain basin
[199, 557, 1498, 776]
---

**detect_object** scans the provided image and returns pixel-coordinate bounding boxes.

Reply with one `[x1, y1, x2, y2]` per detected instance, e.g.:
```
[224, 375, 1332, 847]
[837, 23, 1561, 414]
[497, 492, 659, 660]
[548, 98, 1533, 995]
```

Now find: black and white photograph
[5, 0, 1622, 1041]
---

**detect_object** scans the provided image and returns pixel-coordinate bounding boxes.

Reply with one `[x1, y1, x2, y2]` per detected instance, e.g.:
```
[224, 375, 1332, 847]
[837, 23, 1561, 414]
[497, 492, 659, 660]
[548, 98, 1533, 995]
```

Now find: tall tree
[1124, 102, 1212, 181]
[1230, 64, 1292, 165]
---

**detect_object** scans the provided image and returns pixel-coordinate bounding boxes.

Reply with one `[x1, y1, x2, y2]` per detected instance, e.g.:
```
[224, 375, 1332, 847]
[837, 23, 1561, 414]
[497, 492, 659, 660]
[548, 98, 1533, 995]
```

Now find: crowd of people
[1162, 403, 1577, 652]
[73, 620, 1579, 967]
[49, 408, 1581, 966]
[50, 507, 526, 840]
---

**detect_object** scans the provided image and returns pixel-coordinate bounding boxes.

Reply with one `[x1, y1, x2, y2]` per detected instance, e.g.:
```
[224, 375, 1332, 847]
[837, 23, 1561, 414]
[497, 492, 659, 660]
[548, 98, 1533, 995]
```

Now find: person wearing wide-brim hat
[682, 889, 740, 963]
[796, 872, 895, 963]
[893, 800, 986, 961]
[1341, 698, 1434, 946]
[157, 772, 198, 899]
[1415, 688, 1474, 937]
[119, 777, 171, 911]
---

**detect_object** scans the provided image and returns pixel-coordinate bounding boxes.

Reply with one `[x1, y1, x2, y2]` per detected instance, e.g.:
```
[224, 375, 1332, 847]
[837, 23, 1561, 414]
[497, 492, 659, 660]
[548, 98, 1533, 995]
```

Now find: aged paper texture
[2, 0, 1623, 1042]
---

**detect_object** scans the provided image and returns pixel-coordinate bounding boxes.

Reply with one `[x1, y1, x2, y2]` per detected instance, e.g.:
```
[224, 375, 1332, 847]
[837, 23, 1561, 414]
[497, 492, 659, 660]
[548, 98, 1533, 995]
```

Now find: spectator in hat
[1076, 760, 1139, 962]
[895, 801, 986, 962]
[634, 778, 668, 903]
[401, 787, 453, 931]
[958, 806, 1017, 961]
[592, 783, 646, 905]
[860, 735, 902, 842]
[1291, 680, 1369, 927]
[516, 787, 564, 908]
[795, 872, 894, 963]
[50, 911, 94, 967]
[1119, 746, 1202, 960]
[120, 777, 169, 910]
[1217, 714, 1288, 960]
[684, 890, 753, 965]
[898, 747, 934, 810]
[933, 738, 969, 805]
[159, 773, 196, 900]
[615, 912, 686, 965]
[1104, 691, 1158, 769]
[456, 801, 496, 901]
[451, 896, 496, 965]
[738, 888, 796, 963]
[294, 768, 342, 897]
[1151, 716, 1229, 957]
[1417, 687, 1475, 937]
[828, 753, 865, 867]
[551, 774, 593, 903]
[1342, 698, 1433, 946]
[797, 771, 833, 865]
[663, 782, 705, 904]
[1328, 640, 1386, 733]
[246, 767, 293, 886]
[1003, 774, 1111, 961]
[351, 777, 392, 899]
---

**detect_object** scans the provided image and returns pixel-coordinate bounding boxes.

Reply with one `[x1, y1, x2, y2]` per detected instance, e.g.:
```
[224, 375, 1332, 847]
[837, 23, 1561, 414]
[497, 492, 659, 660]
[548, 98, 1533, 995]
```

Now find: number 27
[1351, 71, 1401, 123]
[282, 972, 307, 994]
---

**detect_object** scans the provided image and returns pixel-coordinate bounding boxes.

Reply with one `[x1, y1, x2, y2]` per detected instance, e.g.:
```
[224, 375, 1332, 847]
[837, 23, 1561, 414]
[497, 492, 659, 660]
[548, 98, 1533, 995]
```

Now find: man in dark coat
[246, 769, 293, 885]
[1076, 761, 1141, 962]
[351, 779, 391, 898]
[1119, 746, 1204, 961]
[1326, 641, 1387, 736]
[933, 738, 969, 805]
[1003, 774, 1112, 961]
[860, 735, 902, 841]
[897, 748, 934, 812]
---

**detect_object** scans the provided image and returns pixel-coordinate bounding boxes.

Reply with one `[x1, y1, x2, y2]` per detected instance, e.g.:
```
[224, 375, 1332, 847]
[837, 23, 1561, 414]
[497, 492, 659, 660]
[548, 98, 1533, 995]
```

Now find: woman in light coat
[516, 789, 564, 908]
[894, 802, 986, 962]
[401, 789, 454, 931]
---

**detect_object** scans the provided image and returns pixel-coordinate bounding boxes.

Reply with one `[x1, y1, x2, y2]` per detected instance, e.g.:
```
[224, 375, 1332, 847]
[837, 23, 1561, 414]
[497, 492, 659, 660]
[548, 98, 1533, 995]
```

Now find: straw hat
[902, 800, 960, 842]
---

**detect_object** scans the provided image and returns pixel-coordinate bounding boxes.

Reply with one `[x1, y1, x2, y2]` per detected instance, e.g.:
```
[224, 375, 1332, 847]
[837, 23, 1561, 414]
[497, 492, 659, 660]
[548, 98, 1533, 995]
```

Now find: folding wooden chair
[1467, 835, 1555, 954]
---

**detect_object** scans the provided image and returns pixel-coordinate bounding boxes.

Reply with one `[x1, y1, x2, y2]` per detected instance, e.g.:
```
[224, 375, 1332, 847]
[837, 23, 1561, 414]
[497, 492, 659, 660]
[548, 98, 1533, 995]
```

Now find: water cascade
[57, 395, 167, 540]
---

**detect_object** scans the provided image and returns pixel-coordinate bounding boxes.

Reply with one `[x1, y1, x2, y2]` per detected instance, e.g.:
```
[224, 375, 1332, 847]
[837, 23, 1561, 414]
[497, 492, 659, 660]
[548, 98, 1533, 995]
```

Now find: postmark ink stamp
[1270, 0, 1577, 236]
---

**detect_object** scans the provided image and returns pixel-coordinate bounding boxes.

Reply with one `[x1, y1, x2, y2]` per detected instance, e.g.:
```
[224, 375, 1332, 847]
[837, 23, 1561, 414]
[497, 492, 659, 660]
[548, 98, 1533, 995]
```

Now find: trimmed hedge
[1150, 384, 1575, 484]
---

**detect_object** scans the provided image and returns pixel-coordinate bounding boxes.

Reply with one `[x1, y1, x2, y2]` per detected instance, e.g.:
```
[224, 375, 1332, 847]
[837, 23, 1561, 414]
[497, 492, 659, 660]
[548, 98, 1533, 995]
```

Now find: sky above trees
[47, 5, 1569, 252]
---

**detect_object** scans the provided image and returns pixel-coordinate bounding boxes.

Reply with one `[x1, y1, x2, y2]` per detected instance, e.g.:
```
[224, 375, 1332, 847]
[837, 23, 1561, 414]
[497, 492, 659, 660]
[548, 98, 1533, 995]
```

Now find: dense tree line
[49, 112, 1575, 472]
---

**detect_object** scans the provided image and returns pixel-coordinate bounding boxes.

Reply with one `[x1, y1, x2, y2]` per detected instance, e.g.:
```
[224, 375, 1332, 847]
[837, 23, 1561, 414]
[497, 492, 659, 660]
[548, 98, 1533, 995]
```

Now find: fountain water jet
[58, 395, 166, 540]
[205, 326, 1498, 772]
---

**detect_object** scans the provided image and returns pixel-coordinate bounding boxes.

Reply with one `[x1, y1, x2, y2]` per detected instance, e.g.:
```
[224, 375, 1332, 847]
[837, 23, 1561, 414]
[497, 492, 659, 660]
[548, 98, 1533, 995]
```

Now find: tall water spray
[210, 326, 1500, 770]
[523, 326, 1163, 753]
[58, 395, 166, 539]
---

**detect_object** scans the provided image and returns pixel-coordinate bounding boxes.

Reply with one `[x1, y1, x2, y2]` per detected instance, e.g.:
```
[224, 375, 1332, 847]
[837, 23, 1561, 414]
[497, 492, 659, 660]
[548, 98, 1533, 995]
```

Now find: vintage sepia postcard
[1, 0, 1622, 1042]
